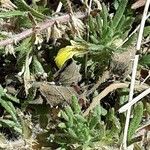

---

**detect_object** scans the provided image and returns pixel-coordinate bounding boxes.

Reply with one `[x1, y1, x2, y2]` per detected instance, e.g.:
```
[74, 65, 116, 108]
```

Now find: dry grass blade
[119, 87, 150, 113]
[121, 0, 150, 148]
[83, 80, 149, 117]
[122, 55, 139, 150]
[83, 83, 129, 116]
[136, 0, 150, 50]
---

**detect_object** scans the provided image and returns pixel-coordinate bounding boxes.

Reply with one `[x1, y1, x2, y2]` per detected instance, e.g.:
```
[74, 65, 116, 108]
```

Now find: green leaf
[89, 106, 101, 130]
[111, 0, 128, 29]
[122, 17, 134, 34]
[15, 0, 46, 19]
[18, 109, 32, 139]
[71, 96, 81, 114]
[101, 3, 108, 32]
[75, 114, 87, 123]
[65, 106, 74, 118]
[68, 128, 78, 139]
[0, 119, 22, 133]
[90, 35, 100, 44]
[0, 99, 18, 122]
[96, 14, 102, 35]
[82, 127, 91, 142]
[5, 93, 20, 103]
[88, 15, 96, 34]
[58, 122, 66, 128]
[128, 102, 144, 142]
[143, 26, 150, 37]
[100, 106, 107, 116]
[89, 115, 99, 130]
[6, 101, 17, 116]
[88, 43, 104, 52]
[16, 38, 32, 69]
[101, 26, 114, 45]
[114, 0, 121, 10]
[110, 109, 120, 130]
[140, 54, 150, 66]
[116, 15, 125, 32]
[0, 10, 27, 18]
[0, 85, 6, 96]
[61, 110, 69, 121]
[32, 56, 45, 74]
[64, 106, 74, 127]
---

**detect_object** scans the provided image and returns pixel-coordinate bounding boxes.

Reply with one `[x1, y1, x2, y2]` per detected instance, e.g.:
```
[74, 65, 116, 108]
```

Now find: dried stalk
[0, 12, 87, 47]
[122, 55, 139, 150]
[136, 0, 150, 50]
[83, 81, 149, 116]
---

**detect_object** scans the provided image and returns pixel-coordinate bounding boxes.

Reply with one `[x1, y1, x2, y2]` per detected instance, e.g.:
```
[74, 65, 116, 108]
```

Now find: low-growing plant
[53, 96, 121, 149]
[0, 85, 21, 134]
[55, 0, 135, 78]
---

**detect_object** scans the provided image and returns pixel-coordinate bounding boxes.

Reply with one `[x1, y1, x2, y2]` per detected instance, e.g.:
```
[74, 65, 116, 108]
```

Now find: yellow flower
[55, 42, 87, 68]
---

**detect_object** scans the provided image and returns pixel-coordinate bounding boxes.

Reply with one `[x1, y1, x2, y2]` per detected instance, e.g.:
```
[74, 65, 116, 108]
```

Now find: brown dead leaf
[36, 82, 79, 106]
[54, 59, 82, 86]
[110, 47, 136, 79]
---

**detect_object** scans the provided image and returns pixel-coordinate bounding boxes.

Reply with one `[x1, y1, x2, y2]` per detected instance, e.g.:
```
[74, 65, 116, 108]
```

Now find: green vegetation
[0, 0, 149, 149]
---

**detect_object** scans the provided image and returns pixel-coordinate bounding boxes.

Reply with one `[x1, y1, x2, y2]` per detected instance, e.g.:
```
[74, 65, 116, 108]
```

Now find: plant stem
[0, 12, 87, 47]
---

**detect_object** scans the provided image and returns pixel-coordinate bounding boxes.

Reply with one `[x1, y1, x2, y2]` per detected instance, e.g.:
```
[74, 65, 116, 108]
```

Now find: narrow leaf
[71, 96, 81, 114]
[0, 10, 27, 18]
[0, 99, 18, 122]
[111, 0, 128, 29]
[128, 102, 144, 141]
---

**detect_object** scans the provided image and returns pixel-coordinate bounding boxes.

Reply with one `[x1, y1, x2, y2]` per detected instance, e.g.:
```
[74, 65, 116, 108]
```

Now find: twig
[119, 87, 150, 113]
[83, 80, 149, 117]
[122, 55, 139, 150]
[83, 82, 129, 116]
[0, 12, 87, 47]
[136, 0, 150, 50]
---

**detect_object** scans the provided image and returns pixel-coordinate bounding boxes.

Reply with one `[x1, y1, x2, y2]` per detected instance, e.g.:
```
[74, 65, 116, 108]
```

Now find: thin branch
[83, 83, 128, 116]
[83, 81, 148, 117]
[0, 12, 87, 47]
[122, 55, 139, 150]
